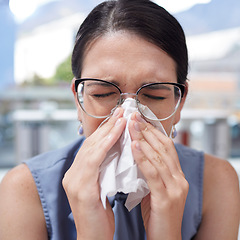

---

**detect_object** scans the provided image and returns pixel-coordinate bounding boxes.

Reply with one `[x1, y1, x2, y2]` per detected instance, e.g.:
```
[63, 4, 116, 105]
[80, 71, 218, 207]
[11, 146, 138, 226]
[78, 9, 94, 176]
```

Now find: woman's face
[72, 32, 186, 137]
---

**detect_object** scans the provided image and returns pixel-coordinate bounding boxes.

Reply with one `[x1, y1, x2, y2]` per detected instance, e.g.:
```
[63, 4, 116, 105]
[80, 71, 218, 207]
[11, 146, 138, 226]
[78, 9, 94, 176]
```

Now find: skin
[0, 32, 239, 240]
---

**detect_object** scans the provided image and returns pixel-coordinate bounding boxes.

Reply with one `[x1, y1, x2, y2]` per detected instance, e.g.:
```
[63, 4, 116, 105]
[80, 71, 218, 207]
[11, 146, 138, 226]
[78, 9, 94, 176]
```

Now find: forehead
[81, 32, 177, 87]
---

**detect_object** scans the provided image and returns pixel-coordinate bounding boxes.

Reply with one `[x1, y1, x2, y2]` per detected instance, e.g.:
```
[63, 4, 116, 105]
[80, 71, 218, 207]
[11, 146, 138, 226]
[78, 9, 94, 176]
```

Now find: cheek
[82, 116, 103, 137]
[161, 105, 182, 136]
[76, 105, 103, 137]
[161, 118, 175, 137]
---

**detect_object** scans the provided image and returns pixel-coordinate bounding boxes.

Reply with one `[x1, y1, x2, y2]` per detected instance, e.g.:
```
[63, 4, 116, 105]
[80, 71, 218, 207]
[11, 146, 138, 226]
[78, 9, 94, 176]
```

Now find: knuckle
[62, 177, 75, 196]
[152, 155, 160, 163]
[156, 156, 166, 167]
[62, 173, 91, 202]
[182, 179, 189, 192]
[62, 170, 72, 190]
[62, 174, 68, 189]
[147, 123, 154, 131]
[168, 189, 185, 204]
[147, 167, 159, 180]
[176, 189, 185, 199]
[175, 180, 189, 198]
[159, 146, 168, 154]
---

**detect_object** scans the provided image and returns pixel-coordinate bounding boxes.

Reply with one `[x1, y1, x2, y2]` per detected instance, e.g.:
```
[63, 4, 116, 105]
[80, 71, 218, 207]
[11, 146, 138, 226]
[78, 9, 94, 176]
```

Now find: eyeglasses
[75, 78, 185, 121]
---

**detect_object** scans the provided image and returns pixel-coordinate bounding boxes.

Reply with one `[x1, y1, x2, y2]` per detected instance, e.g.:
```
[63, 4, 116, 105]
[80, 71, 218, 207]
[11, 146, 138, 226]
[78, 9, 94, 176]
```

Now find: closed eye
[143, 94, 166, 100]
[92, 92, 117, 98]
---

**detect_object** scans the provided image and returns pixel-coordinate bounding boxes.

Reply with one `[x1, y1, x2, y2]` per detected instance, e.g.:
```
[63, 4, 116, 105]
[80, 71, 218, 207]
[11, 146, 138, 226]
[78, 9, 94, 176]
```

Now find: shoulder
[0, 164, 48, 239]
[195, 154, 240, 239]
[0, 164, 38, 204]
[1, 164, 34, 188]
[203, 154, 239, 201]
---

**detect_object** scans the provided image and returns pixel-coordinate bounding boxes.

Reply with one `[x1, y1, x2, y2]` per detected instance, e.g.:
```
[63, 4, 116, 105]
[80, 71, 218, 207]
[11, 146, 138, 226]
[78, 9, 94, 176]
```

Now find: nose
[120, 92, 137, 99]
[119, 93, 137, 104]
[121, 92, 137, 97]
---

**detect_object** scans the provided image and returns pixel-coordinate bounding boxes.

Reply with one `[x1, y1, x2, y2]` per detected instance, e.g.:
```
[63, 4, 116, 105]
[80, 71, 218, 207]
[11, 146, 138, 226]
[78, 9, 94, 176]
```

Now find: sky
[9, 0, 212, 23]
[9, 0, 211, 82]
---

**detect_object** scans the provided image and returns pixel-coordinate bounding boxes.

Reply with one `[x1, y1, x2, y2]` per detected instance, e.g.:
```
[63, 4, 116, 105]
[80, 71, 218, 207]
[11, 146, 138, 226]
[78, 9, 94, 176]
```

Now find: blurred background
[0, 0, 240, 183]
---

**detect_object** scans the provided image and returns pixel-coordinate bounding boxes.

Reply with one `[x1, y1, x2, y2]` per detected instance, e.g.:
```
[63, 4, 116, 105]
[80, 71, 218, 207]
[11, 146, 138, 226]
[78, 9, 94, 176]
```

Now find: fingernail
[107, 134, 112, 140]
[135, 141, 141, 151]
[134, 122, 141, 132]
[115, 118, 122, 126]
[136, 112, 145, 122]
[113, 108, 120, 117]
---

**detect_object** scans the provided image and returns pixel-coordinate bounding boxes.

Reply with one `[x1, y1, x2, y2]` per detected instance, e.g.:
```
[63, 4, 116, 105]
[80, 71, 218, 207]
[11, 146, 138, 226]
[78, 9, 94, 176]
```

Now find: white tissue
[99, 98, 167, 211]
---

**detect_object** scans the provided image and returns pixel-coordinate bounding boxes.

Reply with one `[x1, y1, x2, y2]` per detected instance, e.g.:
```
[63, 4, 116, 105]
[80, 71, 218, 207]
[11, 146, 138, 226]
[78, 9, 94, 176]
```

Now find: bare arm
[0, 164, 48, 240]
[194, 155, 240, 240]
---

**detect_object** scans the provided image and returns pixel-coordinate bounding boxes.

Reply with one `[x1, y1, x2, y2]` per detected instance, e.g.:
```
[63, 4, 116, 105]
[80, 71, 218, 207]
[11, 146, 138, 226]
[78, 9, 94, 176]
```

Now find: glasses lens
[77, 80, 121, 118]
[137, 83, 182, 121]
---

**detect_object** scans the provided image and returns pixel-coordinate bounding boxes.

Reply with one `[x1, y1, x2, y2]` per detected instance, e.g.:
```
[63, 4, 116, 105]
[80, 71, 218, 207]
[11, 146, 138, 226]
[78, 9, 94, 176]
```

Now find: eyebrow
[85, 80, 172, 92]
[86, 81, 116, 87]
[143, 83, 171, 91]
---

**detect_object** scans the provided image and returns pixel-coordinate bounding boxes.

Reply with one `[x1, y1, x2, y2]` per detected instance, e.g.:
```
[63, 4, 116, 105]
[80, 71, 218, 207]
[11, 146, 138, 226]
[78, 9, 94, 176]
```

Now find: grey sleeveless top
[24, 137, 204, 240]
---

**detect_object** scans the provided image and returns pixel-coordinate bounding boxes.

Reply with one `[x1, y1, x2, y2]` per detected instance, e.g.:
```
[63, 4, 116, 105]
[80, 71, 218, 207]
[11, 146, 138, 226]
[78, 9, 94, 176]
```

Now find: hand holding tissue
[99, 98, 168, 211]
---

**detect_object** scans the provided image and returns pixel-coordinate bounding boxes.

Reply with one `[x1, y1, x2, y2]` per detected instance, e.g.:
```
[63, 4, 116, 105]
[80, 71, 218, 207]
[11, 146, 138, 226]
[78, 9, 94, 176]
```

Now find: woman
[0, 0, 239, 239]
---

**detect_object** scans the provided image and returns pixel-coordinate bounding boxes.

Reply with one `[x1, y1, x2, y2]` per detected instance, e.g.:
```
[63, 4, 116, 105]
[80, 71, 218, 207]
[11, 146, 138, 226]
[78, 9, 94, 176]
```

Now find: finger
[84, 107, 126, 154]
[142, 122, 182, 173]
[129, 122, 184, 180]
[143, 126, 184, 177]
[131, 112, 183, 176]
[66, 115, 127, 195]
[94, 107, 124, 137]
[82, 116, 127, 168]
[71, 108, 126, 177]
[131, 140, 171, 192]
[142, 127, 182, 177]
[131, 129, 175, 186]
[128, 119, 175, 187]
[128, 118, 162, 167]
[128, 118, 171, 172]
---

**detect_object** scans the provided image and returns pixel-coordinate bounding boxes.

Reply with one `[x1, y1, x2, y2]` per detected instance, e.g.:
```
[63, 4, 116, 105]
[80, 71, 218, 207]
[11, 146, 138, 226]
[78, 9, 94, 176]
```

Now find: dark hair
[72, 0, 188, 84]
